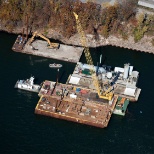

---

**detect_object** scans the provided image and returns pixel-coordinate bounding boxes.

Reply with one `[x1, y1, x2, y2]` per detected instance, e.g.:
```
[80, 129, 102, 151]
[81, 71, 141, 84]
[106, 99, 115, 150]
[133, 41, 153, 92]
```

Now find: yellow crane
[28, 31, 59, 49]
[73, 12, 113, 100]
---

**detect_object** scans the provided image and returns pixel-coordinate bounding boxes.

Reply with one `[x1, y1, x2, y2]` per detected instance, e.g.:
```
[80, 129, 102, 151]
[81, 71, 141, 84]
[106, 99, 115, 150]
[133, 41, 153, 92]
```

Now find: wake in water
[29, 56, 48, 65]
[29, 56, 34, 66]
[126, 109, 136, 122]
[34, 59, 48, 63]
[17, 89, 33, 98]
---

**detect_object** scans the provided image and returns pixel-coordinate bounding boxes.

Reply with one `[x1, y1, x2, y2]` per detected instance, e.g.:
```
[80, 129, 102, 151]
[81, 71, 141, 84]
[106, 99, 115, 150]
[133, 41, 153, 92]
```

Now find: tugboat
[113, 96, 129, 116]
[14, 76, 41, 93]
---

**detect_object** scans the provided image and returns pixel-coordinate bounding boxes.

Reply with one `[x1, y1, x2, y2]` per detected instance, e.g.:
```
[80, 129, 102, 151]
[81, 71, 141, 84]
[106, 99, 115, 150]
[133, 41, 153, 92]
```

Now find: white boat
[14, 76, 41, 93]
[49, 63, 62, 68]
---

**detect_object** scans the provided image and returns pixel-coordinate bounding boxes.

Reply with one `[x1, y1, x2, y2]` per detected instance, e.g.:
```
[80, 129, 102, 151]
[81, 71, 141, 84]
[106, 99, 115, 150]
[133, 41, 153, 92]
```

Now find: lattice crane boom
[73, 12, 113, 100]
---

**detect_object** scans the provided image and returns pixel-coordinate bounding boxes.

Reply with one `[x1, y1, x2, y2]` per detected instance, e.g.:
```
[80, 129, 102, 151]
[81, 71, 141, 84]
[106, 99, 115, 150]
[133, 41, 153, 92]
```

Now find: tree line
[0, 0, 153, 43]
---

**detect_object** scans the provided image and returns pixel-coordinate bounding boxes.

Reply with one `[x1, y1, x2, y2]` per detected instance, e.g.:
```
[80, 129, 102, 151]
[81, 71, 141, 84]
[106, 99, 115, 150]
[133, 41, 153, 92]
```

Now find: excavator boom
[28, 31, 59, 49]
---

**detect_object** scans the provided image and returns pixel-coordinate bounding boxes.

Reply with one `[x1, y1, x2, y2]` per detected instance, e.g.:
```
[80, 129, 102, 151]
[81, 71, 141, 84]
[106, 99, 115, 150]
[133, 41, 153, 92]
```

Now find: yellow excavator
[28, 31, 59, 49]
[73, 12, 114, 101]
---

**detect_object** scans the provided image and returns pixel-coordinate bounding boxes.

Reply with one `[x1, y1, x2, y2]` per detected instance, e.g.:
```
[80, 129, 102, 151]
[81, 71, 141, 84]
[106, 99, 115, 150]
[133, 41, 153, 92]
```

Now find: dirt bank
[52, 33, 154, 54]
[0, 25, 153, 54]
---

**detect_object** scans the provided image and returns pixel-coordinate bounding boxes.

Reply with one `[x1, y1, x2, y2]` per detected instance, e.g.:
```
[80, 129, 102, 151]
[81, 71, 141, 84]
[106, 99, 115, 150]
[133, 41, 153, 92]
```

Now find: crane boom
[73, 13, 93, 65]
[73, 12, 113, 100]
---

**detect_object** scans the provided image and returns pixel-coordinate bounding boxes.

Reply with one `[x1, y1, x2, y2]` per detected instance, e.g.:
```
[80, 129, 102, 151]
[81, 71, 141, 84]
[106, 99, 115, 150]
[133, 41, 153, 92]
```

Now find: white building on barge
[67, 62, 141, 102]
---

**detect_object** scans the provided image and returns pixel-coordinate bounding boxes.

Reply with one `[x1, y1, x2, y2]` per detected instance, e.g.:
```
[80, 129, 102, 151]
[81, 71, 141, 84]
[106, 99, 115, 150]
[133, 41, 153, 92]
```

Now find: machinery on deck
[28, 31, 59, 49]
[73, 12, 113, 100]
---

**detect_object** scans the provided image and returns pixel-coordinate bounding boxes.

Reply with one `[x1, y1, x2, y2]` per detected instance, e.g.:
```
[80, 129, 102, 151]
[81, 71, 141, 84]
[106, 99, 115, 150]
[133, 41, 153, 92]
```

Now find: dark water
[0, 31, 154, 154]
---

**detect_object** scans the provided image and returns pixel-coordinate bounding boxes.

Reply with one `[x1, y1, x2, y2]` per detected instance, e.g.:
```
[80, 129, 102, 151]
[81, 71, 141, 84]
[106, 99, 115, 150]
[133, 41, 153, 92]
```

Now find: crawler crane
[73, 12, 113, 100]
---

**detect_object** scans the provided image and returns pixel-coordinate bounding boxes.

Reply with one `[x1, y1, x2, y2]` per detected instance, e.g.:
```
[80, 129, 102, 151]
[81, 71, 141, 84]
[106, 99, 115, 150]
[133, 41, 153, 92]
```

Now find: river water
[0, 31, 154, 154]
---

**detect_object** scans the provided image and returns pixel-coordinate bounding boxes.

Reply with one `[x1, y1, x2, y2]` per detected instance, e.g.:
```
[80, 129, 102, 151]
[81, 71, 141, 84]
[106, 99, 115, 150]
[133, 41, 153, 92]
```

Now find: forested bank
[0, 0, 154, 52]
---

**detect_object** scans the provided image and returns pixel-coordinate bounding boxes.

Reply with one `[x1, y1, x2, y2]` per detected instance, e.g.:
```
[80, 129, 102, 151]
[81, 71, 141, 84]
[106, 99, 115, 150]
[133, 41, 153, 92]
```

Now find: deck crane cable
[73, 12, 113, 100]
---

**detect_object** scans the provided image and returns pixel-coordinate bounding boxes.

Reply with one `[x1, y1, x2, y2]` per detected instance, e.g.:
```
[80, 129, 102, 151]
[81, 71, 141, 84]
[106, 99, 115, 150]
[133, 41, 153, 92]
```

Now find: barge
[35, 80, 118, 128]
[12, 35, 83, 63]
[67, 62, 141, 102]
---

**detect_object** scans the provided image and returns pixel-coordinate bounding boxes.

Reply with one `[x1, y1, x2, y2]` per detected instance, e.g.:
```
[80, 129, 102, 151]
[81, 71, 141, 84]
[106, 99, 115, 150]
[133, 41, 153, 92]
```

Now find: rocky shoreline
[67, 34, 154, 54]
[37, 29, 154, 54]
[0, 26, 154, 54]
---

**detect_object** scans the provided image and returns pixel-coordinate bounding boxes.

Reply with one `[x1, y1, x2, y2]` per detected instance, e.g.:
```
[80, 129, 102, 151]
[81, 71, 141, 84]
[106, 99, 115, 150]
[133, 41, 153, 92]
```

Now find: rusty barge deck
[35, 80, 118, 128]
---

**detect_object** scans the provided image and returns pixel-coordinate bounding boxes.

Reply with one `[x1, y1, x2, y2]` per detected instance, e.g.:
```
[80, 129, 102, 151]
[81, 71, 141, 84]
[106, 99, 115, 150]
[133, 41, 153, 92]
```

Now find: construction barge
[35, 80, 119, 128]
[67, 62, 141, 102]
[12, 34, 83, 63]
[34, 62, 141, 127]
